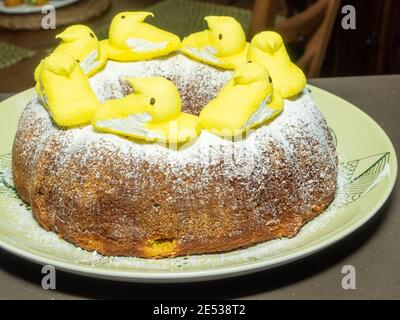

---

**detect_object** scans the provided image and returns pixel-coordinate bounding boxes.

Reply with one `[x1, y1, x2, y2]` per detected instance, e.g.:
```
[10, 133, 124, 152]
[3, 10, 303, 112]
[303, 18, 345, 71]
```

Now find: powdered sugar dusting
[21, 53, 336, 189]
[19, 90, 335, 182]
[12, 53, 338, 258]
[0, 162, 351, 272]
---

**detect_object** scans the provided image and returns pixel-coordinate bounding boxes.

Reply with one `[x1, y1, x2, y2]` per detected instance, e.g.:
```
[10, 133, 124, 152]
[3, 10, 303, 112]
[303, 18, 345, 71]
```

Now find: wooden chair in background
[251, 0, 341, 77]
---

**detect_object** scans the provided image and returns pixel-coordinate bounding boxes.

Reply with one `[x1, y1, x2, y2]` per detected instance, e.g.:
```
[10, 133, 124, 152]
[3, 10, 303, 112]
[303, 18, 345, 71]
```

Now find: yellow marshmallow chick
[36, 52, 100, 127]
[101, 12, 181, 62]
[181, 16, 249, 70]
[34, 25, 107, 79]
[93, 77, 200, 144]
[248, 31, 306, 98]
[200, 62, 283, 137]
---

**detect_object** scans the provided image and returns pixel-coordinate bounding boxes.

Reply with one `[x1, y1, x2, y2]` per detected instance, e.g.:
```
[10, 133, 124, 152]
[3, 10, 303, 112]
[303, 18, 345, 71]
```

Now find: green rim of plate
[0, 85, 397, 283]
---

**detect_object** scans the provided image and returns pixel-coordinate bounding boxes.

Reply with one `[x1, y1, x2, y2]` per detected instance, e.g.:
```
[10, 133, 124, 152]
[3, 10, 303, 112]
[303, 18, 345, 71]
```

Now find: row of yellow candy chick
[34, 11, 306, 143]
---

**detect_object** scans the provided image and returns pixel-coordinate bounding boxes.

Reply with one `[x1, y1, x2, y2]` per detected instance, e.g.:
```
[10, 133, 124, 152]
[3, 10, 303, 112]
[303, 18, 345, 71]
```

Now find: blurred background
[0, 0, 399, 92]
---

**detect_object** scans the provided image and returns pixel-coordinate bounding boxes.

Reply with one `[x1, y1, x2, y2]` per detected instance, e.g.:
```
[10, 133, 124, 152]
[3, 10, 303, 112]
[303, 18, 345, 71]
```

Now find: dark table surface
[0, 75, 399, 299]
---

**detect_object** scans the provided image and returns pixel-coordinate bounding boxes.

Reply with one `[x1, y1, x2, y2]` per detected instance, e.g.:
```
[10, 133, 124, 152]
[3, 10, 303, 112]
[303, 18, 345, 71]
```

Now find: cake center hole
[116, 59, 231, 116]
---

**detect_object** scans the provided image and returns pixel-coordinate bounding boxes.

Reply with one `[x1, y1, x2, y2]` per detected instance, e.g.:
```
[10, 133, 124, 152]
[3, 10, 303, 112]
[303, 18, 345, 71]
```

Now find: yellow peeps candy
[93, 77, 200, 143]
[34, 25, 107, 79]
[248, 31, 306, 98]
[181, 16, 249, 70]
[200, 62, 283, 136]
[101, 12, 181, 62]
[36, 52, 100, 127]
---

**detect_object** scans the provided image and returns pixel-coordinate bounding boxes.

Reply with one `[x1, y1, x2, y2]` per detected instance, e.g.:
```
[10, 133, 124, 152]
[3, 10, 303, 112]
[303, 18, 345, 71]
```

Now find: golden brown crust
[12, 93, 338, 258]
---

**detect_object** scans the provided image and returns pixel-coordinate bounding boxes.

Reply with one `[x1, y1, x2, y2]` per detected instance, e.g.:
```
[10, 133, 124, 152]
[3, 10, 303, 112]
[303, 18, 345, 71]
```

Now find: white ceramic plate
[0, 0, 79, 14]
[0, 85, 397, 283]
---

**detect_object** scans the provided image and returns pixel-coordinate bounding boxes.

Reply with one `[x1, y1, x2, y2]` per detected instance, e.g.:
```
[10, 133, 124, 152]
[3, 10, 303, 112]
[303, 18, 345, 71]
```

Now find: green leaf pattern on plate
[341, 152, 391, 205]
[0, 153, 18, 200]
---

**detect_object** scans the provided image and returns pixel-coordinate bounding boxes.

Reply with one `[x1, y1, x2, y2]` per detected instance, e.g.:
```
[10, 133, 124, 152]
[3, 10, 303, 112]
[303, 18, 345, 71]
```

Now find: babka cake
[12, 12, 338, 258]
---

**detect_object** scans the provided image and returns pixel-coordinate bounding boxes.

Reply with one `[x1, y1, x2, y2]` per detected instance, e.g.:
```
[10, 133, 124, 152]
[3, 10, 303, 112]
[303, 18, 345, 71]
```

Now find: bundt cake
[11, 13, 338, 258]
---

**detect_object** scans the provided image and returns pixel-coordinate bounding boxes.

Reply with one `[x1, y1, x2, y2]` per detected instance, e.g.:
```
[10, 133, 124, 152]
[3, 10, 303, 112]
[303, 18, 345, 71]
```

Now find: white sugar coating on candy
[126, 38, 169, 52]
[80, 50, 101, 75]
[185, 46, 222, 64]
